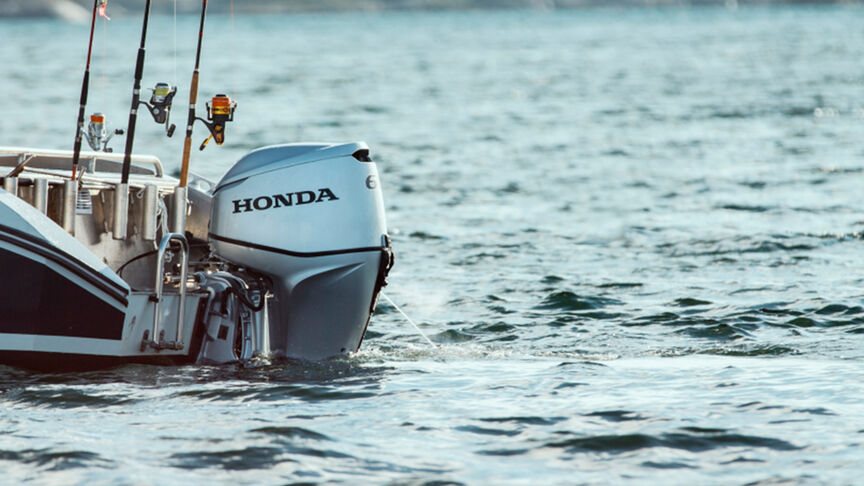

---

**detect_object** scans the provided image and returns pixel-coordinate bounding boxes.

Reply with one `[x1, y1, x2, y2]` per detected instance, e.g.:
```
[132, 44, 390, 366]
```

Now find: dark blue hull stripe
[0, 247, 126, 340]
[0, 223, 129, 307]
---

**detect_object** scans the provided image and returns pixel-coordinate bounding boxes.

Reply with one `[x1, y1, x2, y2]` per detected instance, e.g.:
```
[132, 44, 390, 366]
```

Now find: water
[2, 5, 864, 484]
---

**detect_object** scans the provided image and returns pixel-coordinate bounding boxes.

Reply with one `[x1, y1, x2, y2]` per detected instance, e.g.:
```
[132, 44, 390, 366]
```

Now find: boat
[0, 1, 393, 371]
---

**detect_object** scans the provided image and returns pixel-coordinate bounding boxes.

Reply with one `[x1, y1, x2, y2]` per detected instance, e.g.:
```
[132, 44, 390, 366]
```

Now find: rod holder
[170, 186, 187, 235]
[62, 180, 77, 235]
[142, 183, 158, 241]
[2, 176, 18, 196]
[33, 179, 49, 214]
[113, 182, 129, 240]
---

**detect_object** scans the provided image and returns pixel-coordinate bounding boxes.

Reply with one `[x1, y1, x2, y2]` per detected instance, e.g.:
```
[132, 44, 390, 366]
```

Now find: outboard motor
[209, 142, 392, 360]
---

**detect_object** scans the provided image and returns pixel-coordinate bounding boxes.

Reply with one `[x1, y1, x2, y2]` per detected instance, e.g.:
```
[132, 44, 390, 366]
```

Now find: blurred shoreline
[0, 0, 860, 21]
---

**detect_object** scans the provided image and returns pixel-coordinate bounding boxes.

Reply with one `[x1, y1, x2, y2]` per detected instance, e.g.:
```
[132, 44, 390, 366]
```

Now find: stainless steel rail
[145, 232, 189, 350]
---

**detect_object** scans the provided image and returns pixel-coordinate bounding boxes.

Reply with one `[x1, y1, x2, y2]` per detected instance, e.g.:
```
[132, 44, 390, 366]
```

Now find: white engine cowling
[209, 142, 392, 360]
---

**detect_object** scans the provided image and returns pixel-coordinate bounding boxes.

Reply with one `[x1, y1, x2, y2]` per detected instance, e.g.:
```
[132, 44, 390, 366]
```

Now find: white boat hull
[0, 144, 392, 371]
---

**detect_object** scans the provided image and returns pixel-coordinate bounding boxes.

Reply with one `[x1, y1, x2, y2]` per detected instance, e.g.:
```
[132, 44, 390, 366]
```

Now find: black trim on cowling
[209, 232, 386, 258]
[352, 149, 372, 162]
[0, 223, 129, 307]
[358, 234, 394, 350]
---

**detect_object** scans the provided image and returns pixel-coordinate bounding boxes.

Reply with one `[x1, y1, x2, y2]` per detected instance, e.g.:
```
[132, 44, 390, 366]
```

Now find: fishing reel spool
[198, 94, 236, 150]
[84, 112, 124, 152]
[140, 82, 177, 137]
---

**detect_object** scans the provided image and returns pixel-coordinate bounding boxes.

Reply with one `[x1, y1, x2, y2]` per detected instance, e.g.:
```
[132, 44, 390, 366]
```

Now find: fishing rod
[70, 0, 102, 181]
[171, 0, 235, 233]
[113, 0, 178, 239]
[179, 0, 236, 189]
[111, 0, 153, 240]
[71, 3, 125, 162]
[119, 0, 152, 188]
[178, 0, 208, 189]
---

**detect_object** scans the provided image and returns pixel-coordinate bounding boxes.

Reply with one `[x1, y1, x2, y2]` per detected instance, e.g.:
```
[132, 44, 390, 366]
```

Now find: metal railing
[144, 232, 189, 351]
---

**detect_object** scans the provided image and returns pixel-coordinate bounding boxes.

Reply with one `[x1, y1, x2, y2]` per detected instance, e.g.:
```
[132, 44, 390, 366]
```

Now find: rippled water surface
[3, 6, 864, 484]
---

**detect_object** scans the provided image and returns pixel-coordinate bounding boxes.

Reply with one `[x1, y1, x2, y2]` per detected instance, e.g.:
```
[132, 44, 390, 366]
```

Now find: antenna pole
[179, 0, 208, 188]
[71, 0, 101, 180]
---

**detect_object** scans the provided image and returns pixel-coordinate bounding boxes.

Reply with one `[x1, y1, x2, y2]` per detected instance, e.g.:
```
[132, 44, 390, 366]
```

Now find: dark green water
[2, 6, 864, 484]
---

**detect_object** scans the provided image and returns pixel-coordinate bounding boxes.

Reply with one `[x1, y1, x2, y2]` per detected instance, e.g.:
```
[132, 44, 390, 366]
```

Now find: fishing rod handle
[185, 71, 200, 137]
[180, 137, 192, 187]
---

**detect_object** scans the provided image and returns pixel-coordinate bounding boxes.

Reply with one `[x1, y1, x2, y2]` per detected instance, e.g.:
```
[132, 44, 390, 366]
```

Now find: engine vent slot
[352, 149, 372, 162]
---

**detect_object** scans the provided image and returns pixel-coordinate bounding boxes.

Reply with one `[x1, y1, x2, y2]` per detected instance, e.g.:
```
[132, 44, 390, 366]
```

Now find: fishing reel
[140, 82, 177, 137]
[83, 112, 124, 152]
[198, 94, 236, 150]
